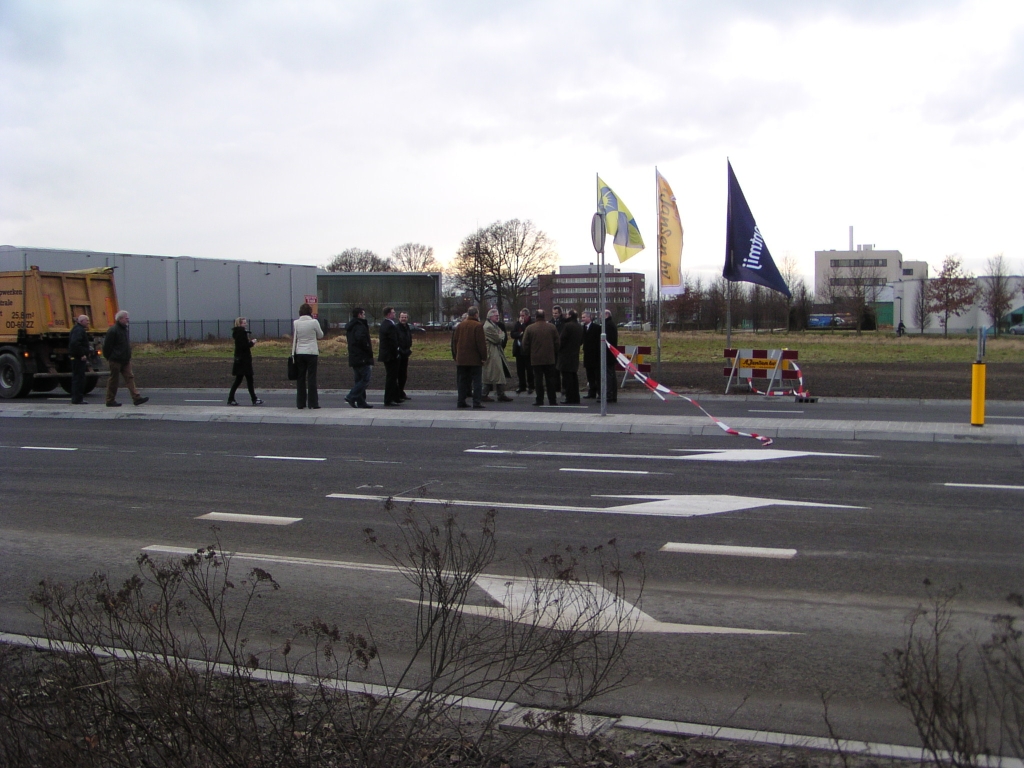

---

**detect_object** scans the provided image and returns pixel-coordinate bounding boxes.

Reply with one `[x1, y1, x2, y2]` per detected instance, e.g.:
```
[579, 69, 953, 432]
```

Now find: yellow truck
[0, 267, 118, 399]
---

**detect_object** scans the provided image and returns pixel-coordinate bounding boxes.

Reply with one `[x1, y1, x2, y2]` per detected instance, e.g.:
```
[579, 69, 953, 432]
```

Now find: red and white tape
[746, 361, 809, 398]
[607, 342, 773, 447]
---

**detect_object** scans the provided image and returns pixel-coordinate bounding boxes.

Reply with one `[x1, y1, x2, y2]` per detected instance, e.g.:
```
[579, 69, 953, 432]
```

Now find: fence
[136, 319, 296, 342]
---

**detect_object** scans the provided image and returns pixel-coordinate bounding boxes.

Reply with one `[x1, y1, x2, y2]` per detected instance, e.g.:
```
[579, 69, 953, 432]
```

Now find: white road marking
[253, 455, 326, 462]
[143, 546, 792, 636]
[485, 465, 527, 469]
[195, 512, 302, 525]
[560, 468, 651, 475]
[748, 409, 804, 414]
[327, 493, 865, 518]
[987, 415, 1024, 420]
[944, 482, 1024, 491]
[466, 448, 872, 463]
[660, 542, 797, 559]
[21, 446, 77, 451]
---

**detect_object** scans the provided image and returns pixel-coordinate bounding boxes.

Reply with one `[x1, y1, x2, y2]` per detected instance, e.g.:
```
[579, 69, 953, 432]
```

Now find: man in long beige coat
[481, 308, 513, 402]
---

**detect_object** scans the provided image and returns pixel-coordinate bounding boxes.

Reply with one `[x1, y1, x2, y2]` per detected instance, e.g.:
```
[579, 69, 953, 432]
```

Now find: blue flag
[723, 161, 791, 298]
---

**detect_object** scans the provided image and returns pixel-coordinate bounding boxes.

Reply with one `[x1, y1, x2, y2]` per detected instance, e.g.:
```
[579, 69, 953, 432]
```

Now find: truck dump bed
[0, 267, 118, 340]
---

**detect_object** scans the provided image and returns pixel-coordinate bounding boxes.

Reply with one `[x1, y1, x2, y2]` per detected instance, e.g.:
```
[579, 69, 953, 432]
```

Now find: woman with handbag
[228, 317, 263, 406]
[291, 303, 324, 409]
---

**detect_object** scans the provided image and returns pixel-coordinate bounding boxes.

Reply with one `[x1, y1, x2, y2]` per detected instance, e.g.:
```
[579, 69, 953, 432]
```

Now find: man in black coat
[603, 310, 618, 403]
[68, 314, 91, 404]
[344, 308, 374, 408]
[378, 307, 401, 406]
[102, 310, 148, 407]
[580, 311, 601, 399]
[396, 312, 413, 401]
[556, 310, 584, 404]
[510, 308, 534, 393]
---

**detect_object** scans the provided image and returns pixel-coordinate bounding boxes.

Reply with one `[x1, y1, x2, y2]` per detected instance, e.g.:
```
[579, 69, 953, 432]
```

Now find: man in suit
[557, 310, 584, 404]
[396, 312, 414, 401]
[581, 311, 601, 399]
[378, 306, 402, 406]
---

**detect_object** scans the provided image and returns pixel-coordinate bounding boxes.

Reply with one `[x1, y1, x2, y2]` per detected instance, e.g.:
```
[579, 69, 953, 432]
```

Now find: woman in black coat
[228, 317, 263, 406]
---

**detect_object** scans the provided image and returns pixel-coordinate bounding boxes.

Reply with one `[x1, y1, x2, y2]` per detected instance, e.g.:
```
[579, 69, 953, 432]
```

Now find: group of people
[65, 310, 150, 407]
[452, 305, 619, 408]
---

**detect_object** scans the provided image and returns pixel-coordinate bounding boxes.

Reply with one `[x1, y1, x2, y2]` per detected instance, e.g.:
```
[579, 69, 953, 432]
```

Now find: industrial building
[316, 272, 442, 329]
[0, 245, 318, 341]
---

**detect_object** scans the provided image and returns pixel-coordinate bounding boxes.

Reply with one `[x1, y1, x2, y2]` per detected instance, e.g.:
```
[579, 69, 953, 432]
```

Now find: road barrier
[723, 348, 803, 396]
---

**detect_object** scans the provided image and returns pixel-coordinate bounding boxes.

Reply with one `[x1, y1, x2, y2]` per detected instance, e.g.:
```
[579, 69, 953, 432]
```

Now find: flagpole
[725, 159, 732, 350]
[655, 168, 662, 381]
[598, 172, 607, 417]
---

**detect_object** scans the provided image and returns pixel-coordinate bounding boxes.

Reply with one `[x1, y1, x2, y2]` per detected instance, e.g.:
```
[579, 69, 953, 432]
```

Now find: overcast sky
[2, 0, 1023, 287]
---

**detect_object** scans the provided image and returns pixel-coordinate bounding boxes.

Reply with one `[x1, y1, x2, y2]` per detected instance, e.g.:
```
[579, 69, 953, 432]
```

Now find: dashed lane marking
[195, 512, 302, 525]
[560, 468, 652, 475]
[747, 409, 804, 414]
[467, 448, 873, 463]
[21, 446, 77, 451]
[253, 455, 326, 462]
[944, 482, 1024, 491]
[660, 542, 797, 559]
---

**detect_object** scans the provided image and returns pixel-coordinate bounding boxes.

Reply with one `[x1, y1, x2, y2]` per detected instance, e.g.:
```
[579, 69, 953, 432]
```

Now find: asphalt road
[19, 385, 1024, 425]
[3, 417, 1023, 746]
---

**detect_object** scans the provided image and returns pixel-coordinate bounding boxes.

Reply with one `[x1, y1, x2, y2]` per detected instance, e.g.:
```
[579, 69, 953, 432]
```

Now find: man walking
[581, 311, 601, 399]
[102, 310, 148, 407]
[521, 308, 560, 406]
[396, 312, 413, 401]
[511, 308, 534, 394]
[344, 307, 374, 408]
[451, 306, 487, 409]
[378, 306, 401, 406]
[69, 314, 91, 404]
[557, 309, 584, 404]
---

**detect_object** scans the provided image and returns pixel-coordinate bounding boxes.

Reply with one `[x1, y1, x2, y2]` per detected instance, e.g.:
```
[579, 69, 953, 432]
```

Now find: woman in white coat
[291, 303, 324, 409]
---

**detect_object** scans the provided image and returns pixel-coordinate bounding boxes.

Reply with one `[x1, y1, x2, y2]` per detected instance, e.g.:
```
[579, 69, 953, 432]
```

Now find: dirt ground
[130, 357, 1024, 400]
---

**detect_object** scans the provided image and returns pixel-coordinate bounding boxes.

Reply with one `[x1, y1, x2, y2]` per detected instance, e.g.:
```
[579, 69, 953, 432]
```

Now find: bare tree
[485, 219, 556, 320]
[391, 243, 441, 273]
[450, 228, 491, 309]
[914, 279, 932, 335]
[977, 253, 1017, 337]
[929, 255, 977, 338]
[325, 248, 395, 273]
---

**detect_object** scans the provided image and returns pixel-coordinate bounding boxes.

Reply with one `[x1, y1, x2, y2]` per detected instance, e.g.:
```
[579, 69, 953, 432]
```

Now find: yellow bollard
[971, 363, 986, 426]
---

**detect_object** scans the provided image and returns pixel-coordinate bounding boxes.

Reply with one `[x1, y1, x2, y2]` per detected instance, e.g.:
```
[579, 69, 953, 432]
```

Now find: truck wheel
[0, 352, 30, 399]
[83, 376, 99, 394]
[59, 378, 73, 394]
[33, 378, 60, 393]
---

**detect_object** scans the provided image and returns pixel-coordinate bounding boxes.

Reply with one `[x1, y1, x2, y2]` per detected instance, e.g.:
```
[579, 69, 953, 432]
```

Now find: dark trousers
[515, 355, 534, 391]
[383, 359, 401, 404]
[397, 355, 409, 397]
[71, 358, 87, 403]
[347, 365, 372, 405]
[605, 361, 618, 402]
[584, 363, 600, 398]
[229, 372, 256, 403]
[560, 370, 580, 403]
[456, 365, 482, 406]
[533, 364, 558, 405]
[295, 354, 319, 409]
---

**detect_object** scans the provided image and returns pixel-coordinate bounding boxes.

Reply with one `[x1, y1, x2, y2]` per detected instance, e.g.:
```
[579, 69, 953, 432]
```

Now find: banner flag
[722, 161, 791, 298]
[607, 340, 772, 446]
[656, 170, 683, 292]
[597, 176, 645, 262]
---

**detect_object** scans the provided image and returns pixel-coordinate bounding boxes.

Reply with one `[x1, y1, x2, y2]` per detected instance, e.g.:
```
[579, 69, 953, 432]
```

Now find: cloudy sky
[2, 0, 1023, 287]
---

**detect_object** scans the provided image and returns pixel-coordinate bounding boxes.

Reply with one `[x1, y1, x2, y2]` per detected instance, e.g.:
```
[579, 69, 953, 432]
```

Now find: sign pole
[655, 167, 662, 381]
[591, 180, 608, 418]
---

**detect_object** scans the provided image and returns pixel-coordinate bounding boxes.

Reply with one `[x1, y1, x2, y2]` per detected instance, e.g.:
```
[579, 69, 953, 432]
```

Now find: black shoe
[583, 394, 597, 399]
[252, 399, 263, 406]
[311, 405, 321, 409]
[357, 402, 373, 409]
[472, 403, 485, 409]
[527, 389, 534, 394]
[71, 399, 83, 405]
[384, 402, 400, 407]
[345, 398, 357, 408]
[532, 401, 544, 407]
[497, 395, 513, 403]
[399, 394, 410, 401]
[457, 402, 470, 409]
[106, 401, 122, 407]
[133, 396, 149, 406]
[228, 399, 239, 406]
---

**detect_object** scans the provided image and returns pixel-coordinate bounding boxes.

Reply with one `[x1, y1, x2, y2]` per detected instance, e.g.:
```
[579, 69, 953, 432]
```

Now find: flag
[597, 176, 645, 262]
[656, 170, 683, 292]
[723, 161, 790, 298]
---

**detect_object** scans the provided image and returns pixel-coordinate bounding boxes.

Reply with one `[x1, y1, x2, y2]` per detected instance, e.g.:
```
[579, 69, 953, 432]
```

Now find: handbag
[287, 356, 298, 381]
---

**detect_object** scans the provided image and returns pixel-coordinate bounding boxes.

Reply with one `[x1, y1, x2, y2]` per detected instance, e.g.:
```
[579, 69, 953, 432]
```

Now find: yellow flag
[597, 176, 645, 262]
[656, 170, 683, 288]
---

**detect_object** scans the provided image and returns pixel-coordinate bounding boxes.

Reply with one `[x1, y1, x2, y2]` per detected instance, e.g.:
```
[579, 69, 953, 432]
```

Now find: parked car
[410, 323, 427, 334]
[619, 321, 643, 330]
[1009, 323, 1024, 335]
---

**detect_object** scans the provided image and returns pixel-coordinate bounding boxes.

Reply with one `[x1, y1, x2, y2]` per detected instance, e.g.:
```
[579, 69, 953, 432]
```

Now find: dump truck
[0, 266, 118, 399]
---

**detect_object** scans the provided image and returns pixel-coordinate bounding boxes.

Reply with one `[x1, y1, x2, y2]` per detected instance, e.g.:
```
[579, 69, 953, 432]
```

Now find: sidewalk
[3, 392, 1022, 444]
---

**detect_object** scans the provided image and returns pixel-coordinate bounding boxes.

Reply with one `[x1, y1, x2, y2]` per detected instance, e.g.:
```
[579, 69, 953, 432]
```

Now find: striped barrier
[618, 345, 651, 387]
[723, 349, 808, 397]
